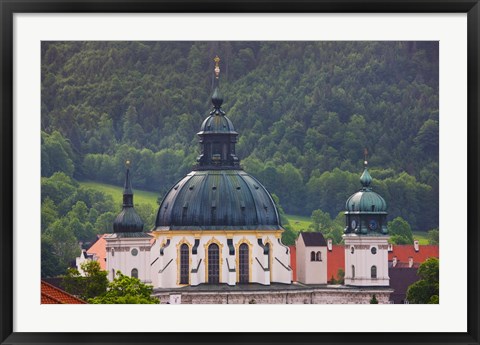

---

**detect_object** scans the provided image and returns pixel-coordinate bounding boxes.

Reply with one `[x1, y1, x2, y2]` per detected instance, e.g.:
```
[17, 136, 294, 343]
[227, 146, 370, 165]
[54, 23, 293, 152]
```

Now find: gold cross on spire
[214, 56, 220, 79]
[364, 148, 368, 167]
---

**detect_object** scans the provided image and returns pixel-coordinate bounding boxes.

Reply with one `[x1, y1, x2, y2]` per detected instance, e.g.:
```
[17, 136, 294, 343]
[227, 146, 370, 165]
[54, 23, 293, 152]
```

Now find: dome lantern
[196, 56, 240, 170]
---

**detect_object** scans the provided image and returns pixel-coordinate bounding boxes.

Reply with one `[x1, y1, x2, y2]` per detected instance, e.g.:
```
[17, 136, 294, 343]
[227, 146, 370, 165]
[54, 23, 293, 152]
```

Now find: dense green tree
[406, 257, 439, 304]
[62, 261, 109, 300]
[41, 197, 59, 232]
[41, 236, 64, 278]
[94, 212, 116, 234]
[89, 272, 159, 304]
[388, 217, 414, 244]
[43, 218, 81, 271]
[428, 228, 439, 245]
[41, 131, 75, 177]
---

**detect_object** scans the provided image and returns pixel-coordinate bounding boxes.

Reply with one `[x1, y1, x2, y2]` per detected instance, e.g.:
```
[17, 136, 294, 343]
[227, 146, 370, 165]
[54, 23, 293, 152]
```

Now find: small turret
[113, 161, 144, 233]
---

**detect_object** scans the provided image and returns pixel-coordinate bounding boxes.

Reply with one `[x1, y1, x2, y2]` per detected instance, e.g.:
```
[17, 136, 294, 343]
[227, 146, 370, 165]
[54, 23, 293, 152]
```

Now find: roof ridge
[41, 280, 86, 304]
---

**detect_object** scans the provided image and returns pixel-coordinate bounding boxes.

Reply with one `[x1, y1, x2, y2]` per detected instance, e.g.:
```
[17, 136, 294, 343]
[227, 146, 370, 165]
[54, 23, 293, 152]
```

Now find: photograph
[40, 41, 440, 305]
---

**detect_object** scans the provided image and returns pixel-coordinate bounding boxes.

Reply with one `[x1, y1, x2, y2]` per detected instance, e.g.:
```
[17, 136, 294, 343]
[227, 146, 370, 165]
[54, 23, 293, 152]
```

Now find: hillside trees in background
[41, 41, 439, 232]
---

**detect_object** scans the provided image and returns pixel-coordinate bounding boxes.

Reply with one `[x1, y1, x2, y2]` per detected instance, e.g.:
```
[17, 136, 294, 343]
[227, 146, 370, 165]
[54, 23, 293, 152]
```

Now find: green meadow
[80, 181, 159, 208]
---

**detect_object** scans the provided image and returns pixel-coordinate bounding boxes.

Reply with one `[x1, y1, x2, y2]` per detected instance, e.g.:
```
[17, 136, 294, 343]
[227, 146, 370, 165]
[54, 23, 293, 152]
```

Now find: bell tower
[343, 152, 390, 286]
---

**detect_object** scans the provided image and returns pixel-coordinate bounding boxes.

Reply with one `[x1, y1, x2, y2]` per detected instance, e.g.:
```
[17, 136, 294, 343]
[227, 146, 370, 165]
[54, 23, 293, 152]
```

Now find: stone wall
[154, 287, 392, 304]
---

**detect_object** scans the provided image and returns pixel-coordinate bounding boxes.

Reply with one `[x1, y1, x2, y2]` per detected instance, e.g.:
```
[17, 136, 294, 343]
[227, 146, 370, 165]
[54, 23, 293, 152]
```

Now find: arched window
[352, 265, 355, 279]
[310, 251, 316, 261]
[238, 243, 249, 283]
[111, 248, 114, 257]
[208, 243, 220, 284]
[112, 269, 115, 279]
[180, 243, 189, 284]
[371, 265, 377, 279]
[265, 242, 272, 280]
[131, 268, 138, 279]
[316, 251, 322, 261]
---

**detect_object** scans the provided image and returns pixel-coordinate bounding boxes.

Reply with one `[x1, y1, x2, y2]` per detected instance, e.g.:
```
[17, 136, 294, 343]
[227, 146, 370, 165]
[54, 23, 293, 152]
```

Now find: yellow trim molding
[152, 229, 284, 239]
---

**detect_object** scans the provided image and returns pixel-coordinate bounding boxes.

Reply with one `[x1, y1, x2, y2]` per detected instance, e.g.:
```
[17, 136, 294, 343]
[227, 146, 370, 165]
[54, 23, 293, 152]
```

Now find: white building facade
[295, 232, 328, 285]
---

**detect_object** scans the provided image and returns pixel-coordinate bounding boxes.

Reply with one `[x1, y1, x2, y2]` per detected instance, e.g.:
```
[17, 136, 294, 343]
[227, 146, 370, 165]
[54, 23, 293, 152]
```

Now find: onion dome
[155, 56, 281, 231]
[345, 168, 387, 213]
[113, 162, 144, 233]
[344, 155, 388, 235]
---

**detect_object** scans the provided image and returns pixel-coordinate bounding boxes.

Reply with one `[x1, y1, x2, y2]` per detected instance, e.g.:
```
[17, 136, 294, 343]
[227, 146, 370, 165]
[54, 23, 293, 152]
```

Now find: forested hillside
[41, 41, 439, 233]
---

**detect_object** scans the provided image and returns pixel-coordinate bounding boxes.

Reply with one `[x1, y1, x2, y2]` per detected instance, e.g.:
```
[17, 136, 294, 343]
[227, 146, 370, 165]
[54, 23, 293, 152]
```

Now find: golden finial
[364, 148, 368, 167]
[214, 55, 220, 79]
[125, 160, 131, 168]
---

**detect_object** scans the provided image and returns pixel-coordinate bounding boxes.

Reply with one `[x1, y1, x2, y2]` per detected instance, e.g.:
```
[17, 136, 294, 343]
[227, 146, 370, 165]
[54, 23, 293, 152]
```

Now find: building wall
[344, 235, 389, 286]
[150, 231, 292, 288]
[153, 287, 392, 304]
[105, 237, 152, 284]
[295, 236, 327, 284]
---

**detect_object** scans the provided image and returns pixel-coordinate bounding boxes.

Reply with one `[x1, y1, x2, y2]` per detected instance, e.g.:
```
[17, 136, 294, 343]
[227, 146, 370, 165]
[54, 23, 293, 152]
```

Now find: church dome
[113, 164, 144, 233]
[155, 170, 281, 230]
[345, 168, 387, 213]
[199, 113, 236, 134]
[155, 56, 281, 231]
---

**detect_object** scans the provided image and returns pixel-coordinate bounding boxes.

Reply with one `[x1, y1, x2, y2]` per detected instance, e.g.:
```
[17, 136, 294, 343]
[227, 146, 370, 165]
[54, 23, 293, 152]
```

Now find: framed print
[1, 1, 479, 345]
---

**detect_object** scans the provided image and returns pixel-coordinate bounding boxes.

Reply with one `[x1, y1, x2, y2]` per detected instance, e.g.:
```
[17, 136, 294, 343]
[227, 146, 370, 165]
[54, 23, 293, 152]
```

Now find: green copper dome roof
[345, 168, 387, 213]
[155, 170, 281, 230]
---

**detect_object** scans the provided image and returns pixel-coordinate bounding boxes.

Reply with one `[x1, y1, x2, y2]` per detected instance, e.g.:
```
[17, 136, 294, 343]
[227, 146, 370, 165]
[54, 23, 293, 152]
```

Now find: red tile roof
[87, 234, 108, 270]
[41, 280, 86, 304]
[289, 245, 297, 282]
[388, 244, 439, 265]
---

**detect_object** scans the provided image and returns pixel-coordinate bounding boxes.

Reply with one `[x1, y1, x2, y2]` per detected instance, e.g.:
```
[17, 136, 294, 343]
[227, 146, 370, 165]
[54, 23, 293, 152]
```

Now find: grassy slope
[412, 232, 429, 245]
[285, 214, 313, 232]
[80, 181, 431, 244]
[80, 181, 159, 207]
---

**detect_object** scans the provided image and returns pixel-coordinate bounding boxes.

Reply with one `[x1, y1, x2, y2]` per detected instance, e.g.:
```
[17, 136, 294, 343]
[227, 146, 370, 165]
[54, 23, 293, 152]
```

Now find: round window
[131, 248, 138, 256]
[371, 247, 377, 255]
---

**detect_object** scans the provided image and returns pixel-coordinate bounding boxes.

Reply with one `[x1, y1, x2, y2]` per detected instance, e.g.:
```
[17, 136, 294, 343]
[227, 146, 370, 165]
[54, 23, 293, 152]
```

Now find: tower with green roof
[343, 154, 390, 287]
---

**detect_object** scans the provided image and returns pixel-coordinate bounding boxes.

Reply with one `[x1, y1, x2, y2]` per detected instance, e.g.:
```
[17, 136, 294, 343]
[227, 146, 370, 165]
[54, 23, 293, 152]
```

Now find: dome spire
[211, 55, 224, 111]
[113, 160, 144, 233]
[123, 160, 133, 206]
[360, 148, 372, 188]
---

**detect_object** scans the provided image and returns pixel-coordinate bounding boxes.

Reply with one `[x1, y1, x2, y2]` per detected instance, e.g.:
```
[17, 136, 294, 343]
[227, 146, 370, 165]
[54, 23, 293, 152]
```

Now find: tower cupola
[196, 56, 240, 170]
[344, 153, 388, 235]
[113, 161, 144, 233]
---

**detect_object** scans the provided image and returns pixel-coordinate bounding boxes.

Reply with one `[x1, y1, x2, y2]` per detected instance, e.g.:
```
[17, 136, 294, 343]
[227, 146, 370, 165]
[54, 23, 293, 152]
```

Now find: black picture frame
[1, 1, 479, 344]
